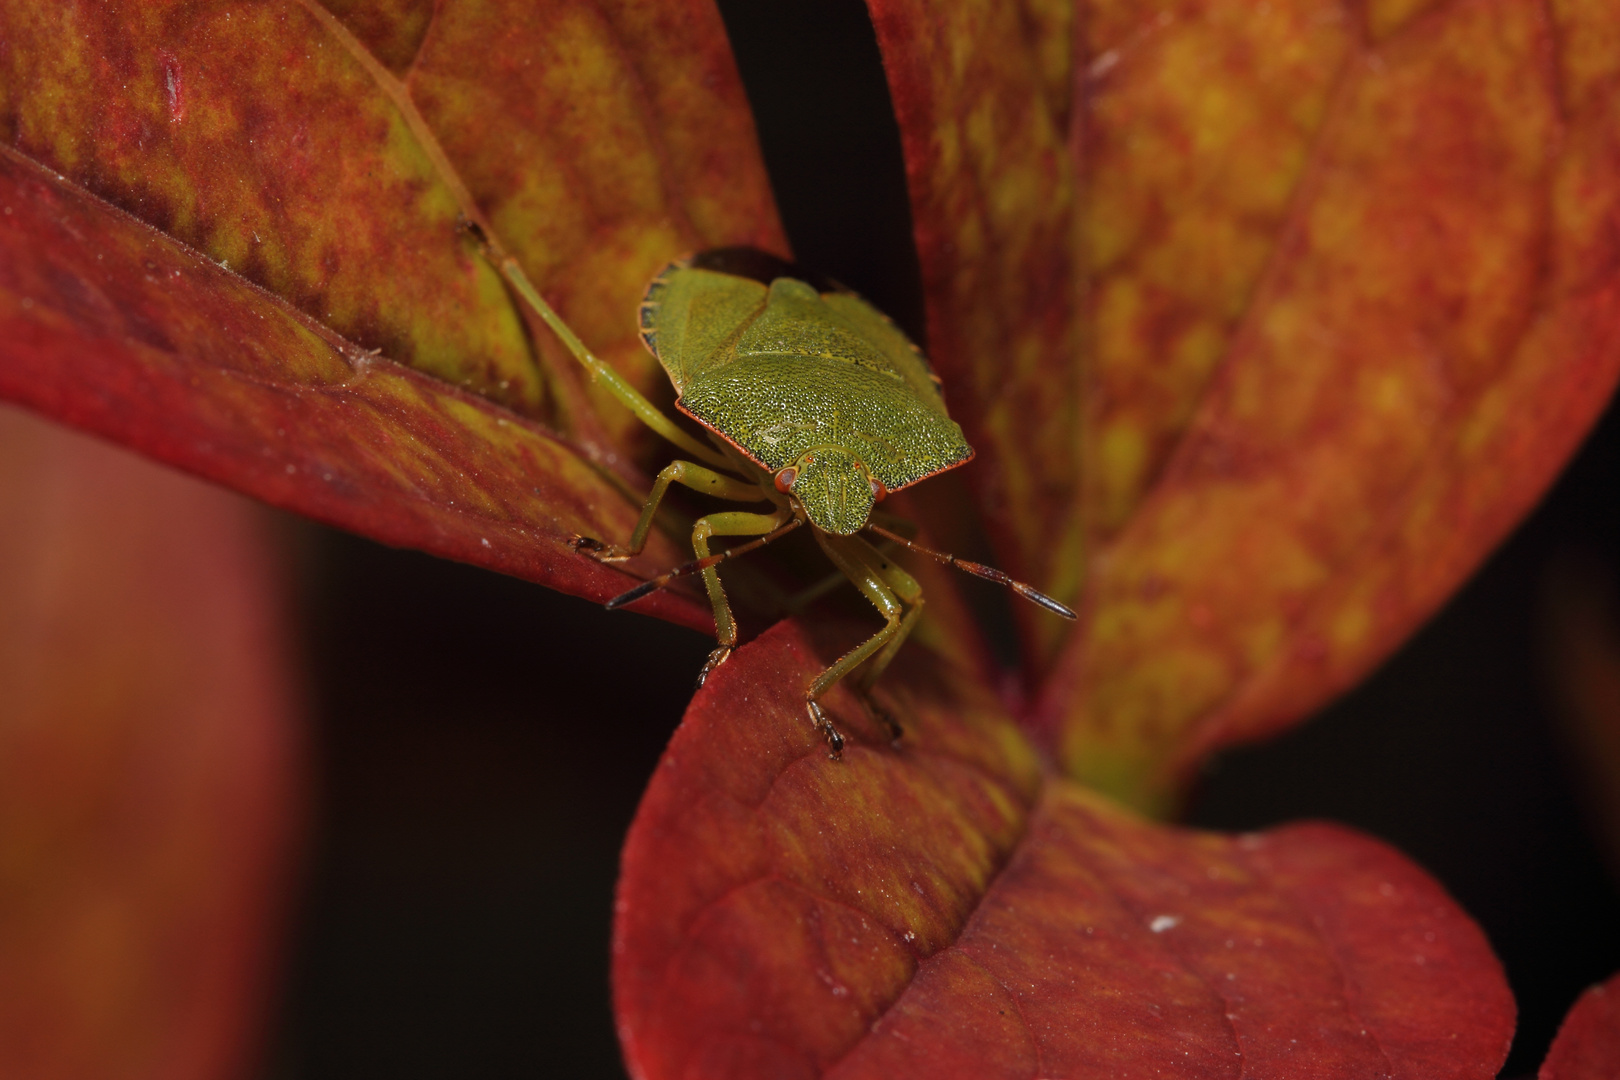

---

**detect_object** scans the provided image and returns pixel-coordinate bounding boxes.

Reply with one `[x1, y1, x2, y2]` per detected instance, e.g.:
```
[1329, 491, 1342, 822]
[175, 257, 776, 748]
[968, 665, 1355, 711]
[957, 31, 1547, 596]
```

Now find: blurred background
[5, 2, 1619, 1078]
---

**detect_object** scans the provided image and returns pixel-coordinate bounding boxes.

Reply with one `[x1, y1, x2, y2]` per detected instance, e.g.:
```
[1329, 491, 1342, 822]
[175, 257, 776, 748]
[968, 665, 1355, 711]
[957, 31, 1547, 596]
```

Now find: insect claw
[455, 215, 491, 249]
[695, 645, 732, 689]
[806, 699, 844, 760]
[863, 693, 903, 743]
[571, 535, 630, 563]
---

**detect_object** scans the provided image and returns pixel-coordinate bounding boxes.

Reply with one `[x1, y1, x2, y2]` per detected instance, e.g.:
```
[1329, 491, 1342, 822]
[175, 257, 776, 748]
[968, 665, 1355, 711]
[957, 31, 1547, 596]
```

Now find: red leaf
[1541, 973, 1620, 1080]
[0, 146, 709, 630]
[0, 405, 301, 1078]
[613, 621, 1512, 1079]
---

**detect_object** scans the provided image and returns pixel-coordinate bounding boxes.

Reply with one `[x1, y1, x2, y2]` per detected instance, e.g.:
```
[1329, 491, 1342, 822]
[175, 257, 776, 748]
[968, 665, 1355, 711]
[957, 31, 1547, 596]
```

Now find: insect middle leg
[691, 508, 795, 687]
[572, 460, 767, 561]
[804, 532, 923, 756]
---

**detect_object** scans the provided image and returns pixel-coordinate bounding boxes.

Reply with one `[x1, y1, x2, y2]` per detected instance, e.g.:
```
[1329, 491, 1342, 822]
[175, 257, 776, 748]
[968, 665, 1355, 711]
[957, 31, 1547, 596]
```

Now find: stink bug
[485, 243, 1075, 757]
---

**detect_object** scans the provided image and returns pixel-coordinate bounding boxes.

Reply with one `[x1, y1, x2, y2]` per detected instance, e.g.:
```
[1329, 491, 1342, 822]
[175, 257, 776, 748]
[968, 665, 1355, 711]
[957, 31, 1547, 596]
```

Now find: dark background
[266, 3, 1620, 1076]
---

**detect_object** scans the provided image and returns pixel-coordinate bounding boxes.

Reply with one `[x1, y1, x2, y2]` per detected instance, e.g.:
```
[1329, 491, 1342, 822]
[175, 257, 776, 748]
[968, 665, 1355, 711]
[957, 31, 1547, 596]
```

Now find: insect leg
[777, 532, 907, 615]
[830, 536, 924, 742]
[843, 535, 924, 694]
[473, 236, 733, 471]
[573, 461, 766, 561]
[804, 532, 909, 757]
[689, 509, 795, 688]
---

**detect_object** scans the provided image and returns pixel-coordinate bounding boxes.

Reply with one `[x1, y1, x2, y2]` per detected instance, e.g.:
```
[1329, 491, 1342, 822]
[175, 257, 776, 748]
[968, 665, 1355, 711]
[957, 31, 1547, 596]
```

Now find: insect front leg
[842, 535, 924, 736]
[573, 461, 766, 561]
[822, 535, 923, 743]
[690, 508, 795, 688]
[805, 531, 912, 758]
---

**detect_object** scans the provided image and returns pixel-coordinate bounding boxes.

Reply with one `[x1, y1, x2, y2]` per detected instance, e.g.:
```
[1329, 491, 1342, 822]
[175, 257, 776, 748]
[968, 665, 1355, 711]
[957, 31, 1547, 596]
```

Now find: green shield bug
[484, 242, 1075, 757]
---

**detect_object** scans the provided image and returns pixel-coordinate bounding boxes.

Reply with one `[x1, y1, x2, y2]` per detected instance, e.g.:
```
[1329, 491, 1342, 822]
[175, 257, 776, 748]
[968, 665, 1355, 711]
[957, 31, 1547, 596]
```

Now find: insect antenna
[863, 523, 1077, 619]
[605, 517, 805, 610]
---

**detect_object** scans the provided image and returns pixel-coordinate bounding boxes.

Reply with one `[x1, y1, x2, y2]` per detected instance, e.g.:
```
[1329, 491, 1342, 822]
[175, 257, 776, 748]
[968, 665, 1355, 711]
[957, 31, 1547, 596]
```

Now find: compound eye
[868, 475, 887, 502]
[774, 467, 798, 493]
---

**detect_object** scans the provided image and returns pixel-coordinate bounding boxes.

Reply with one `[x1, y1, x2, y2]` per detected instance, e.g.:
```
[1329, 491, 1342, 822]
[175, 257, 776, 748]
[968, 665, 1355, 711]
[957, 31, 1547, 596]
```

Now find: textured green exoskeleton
[490, 246, 1074, 757]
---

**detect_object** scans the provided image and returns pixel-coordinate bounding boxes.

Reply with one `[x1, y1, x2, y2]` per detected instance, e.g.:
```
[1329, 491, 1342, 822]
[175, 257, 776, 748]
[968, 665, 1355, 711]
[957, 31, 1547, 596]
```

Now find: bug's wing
[680, 278, 973, 492]
[817, 292, 949, 410]
[731, 279, 950, 413]
[639, 265, 769, 395]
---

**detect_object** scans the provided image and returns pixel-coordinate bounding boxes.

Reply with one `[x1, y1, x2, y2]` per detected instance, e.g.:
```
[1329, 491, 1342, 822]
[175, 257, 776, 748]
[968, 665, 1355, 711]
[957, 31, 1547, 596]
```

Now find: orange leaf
[0, 0, 782, 618]
[1048, 0, 1620, 808]
[867, 0, 1083, 654]
[0, 0, 782, 435]
[870, 0, 1620, 807]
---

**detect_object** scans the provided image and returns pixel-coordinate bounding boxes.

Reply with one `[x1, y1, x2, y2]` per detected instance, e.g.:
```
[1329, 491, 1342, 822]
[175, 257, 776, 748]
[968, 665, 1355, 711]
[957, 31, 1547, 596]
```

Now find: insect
[487, 242, 1075, 757]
